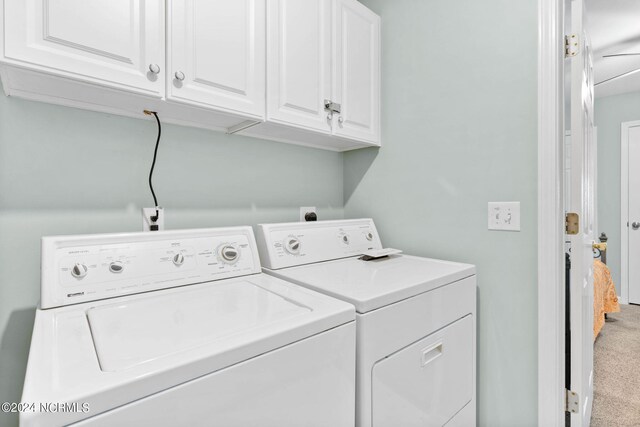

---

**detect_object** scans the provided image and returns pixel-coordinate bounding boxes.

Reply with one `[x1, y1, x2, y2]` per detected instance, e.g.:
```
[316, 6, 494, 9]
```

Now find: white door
[565, 131, 598, 253]
[266, 0, 332, 133]
[332, 0, 380, 144]
[568, 0, 596, 424]
[168, 0, 266, 119]
[624, 123, 640, 303]
[3, 0, 165, 96]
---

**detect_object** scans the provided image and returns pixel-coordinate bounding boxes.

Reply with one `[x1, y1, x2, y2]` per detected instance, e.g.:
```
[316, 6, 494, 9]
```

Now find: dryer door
[372, 315, 473, 426]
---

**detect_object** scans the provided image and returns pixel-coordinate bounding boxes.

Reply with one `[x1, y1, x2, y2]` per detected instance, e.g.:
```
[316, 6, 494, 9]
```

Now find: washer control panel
[256, 219, 383, 270]
[41, 227, 261, 309]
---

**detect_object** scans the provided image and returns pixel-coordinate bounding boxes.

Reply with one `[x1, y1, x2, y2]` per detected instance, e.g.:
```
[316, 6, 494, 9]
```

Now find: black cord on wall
[144, 110, 162, 229]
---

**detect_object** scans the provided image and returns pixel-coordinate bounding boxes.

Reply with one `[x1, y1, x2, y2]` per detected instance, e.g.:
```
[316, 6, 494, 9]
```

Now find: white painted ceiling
[586, 0, 640, 98]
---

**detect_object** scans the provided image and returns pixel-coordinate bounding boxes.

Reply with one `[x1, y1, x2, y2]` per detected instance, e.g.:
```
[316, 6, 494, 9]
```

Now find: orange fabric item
[593, 259, 620, 340]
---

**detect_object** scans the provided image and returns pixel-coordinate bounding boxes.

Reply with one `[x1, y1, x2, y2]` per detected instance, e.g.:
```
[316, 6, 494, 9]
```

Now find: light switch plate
[488, 202, 520, 231]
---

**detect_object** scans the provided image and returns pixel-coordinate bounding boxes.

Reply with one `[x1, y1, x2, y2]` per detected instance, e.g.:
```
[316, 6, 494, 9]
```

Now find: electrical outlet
[300, 207, 317, 222]
[488, 202, 520, 231]
[142, 207, 165, 231]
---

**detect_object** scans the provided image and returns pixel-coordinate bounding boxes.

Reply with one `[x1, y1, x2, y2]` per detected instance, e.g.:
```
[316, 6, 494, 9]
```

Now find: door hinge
[324, 99, 341, 114]
[565, 389, 579, 413]
[592, 242, 607, 251]
[566, 213, 580, 235]
[565, 34, 579, 57]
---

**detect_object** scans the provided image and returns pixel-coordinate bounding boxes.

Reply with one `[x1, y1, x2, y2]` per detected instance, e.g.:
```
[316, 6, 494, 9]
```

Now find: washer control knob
[109, 261, 124, 274]
[220, 245, 239, 263]
[173, 253, 185, 266]
[342, 235, 349, 244]
[71, 263, 88, 279]
[285, 237, 301, 254]
[366, 232, 374, 241]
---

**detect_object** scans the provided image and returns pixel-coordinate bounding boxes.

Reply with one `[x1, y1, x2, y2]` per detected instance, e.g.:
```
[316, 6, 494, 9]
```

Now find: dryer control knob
[285, 237, 301, 255]
[366, 232, 374, 241]
[220, 245, 239, 263]
[71, 263, 88, 279]
[173, 253, 185, 266]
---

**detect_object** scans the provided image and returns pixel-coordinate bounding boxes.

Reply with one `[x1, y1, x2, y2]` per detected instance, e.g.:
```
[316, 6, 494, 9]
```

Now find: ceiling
[586, 0, 640, 98]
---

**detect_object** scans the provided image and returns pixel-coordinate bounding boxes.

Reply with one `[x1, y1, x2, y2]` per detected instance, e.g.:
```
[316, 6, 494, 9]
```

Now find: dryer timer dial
[284, 237, 301, 255]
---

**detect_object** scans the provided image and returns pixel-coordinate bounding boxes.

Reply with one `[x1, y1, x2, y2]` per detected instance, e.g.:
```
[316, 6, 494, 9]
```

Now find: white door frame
[537, 0, 566, 425]
[620, 120, 640, 305]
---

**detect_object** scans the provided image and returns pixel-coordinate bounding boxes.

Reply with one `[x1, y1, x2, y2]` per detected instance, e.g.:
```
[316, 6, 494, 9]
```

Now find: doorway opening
[539, 0, 640, 425]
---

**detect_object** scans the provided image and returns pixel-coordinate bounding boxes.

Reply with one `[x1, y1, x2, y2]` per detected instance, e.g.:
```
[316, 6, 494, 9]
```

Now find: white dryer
[256, 219, 477, 427]
[21, 227, 356, 427]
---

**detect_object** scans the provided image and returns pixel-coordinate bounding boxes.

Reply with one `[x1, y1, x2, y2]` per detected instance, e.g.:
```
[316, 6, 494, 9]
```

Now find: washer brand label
[67, 292, 85, 298]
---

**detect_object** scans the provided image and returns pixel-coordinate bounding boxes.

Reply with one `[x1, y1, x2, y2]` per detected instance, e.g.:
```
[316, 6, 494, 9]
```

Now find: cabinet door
[332, 0, 380, 144]
[266, 0, 332, 133]
[169, 0, 266, 120]
[3, 0, 165, 97]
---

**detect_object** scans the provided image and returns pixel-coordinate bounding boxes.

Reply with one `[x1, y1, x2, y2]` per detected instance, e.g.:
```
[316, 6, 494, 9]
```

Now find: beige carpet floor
[591, 304, 640, 426]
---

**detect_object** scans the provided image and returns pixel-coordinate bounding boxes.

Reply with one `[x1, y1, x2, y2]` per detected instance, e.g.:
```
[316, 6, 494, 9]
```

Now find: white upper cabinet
[168, 0, 266, 120]
[0, 0, 379, 151]
[266, 0, 332, 133]
[3, 0, 165, 97]
[332, 0, 380, 144]
[248, 0, 380, 149]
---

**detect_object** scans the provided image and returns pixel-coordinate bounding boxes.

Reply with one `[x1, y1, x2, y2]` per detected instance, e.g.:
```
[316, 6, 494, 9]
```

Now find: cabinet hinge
[324, 99, 341, 114]
[565, 389, 579, 413]
[566, 213, 579, 235]
[565, 34, 579, 57]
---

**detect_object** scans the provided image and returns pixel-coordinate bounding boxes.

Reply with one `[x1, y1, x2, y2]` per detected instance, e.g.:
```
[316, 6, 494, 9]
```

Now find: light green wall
[595, 90, 640, 295]
[345, 0, 538, 425]
[0, 95, 344, 427]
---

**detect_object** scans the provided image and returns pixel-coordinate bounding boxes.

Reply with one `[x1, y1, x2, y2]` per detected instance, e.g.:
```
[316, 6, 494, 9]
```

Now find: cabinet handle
[148, 64, 161, 74]
[174, 71, 186, 81]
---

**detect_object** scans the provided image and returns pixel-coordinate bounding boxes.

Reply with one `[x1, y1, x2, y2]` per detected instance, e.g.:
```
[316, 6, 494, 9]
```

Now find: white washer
[256, 219, 477, 427]
[21, 227, 356, 427]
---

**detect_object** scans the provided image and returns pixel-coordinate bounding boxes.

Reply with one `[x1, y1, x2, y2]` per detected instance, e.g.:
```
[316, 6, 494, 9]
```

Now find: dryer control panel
[41, 227, 261, 309]
[256, 219, 383, 270]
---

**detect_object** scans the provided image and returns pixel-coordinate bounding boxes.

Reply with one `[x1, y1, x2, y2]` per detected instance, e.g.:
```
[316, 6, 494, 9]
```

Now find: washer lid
[265, 255, 476, 313]
[88, 280, 312, 372]
[21, 274, 354, 427]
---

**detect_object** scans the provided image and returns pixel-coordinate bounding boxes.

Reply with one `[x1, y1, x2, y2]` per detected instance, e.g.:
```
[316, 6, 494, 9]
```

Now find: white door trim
[620, 120, 640, 305]
[537, 0, 566, 425]
[594, 128, 598, 237]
